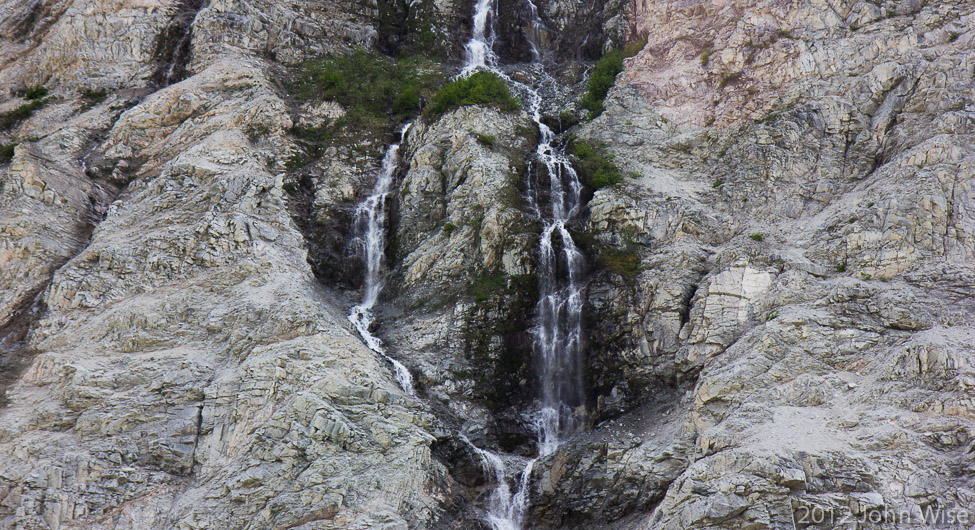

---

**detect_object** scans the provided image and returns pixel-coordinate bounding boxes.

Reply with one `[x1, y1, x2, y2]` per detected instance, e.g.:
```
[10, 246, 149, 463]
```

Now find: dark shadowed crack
[188, 400, 205, 475]
[0, 288, 45, 406]
[152, 0, 209, 87]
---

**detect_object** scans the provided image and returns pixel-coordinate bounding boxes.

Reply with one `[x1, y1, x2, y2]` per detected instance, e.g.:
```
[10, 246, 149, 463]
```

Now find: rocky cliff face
[1, 0, 974, 529]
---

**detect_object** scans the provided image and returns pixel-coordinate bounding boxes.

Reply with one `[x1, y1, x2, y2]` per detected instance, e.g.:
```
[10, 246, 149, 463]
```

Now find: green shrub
[0, 142, 17, 163]
[712, 178, 725, 188]
[286, 153, 308, 170]
[581, 49, 624, 118]
[444, 222, 457, 236]
[570, 138, 623, 189]
[623, 36, 648, 58]
[81, 88, 107, 105]
[559, 110, 580, 128]
[246, 123, 271, 141]
[749, 233, 765, 242]
[289, 50, 443, 136]
[700, 45, 713, 67]
[1, 98, 50, 131]
[291, 122, 338, 143]
[718, 71, 742, 89]
[425, 71, 521, 117]
[392, 84, 421, 114]
[599, 247, 642, 277]
[476, 133, 496, 147]
[470, 273, 507, 303]
[24, 86, 48, 100]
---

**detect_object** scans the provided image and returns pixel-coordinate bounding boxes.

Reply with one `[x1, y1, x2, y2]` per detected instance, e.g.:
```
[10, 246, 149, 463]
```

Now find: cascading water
[529, 101, 588, 457]
[458, 0, 589, 527]
[463, 437, 533, 530]
[348, 124, 415, 395]
[156, 0, 210, 86]
[463, 0, 499, 74]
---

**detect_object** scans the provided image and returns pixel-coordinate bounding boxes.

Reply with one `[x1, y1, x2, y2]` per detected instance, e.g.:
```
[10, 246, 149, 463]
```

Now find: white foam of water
[348, 124, 415, 394]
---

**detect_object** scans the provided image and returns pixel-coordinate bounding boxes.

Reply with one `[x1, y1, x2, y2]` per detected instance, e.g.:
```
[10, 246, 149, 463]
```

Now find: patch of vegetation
[712, 178, 725, 188]
[749, 233, 765, 242]
[777, 28, 794, 39]
[569, 137, 623, 189]
[574, 226, 645, 279]
[81, 88, 107, 105]
[757, 100, 798, 124]
[470, 273, 508, 303]
[623, 35, 648, 58]
[581, 48, 625, 118]
[286, 153, 308, 170]
[393, 84, 421, 114]
[1, 97, 51, 131]
[766, 309, 779, 321]
[443, 222, 456, 236]
[948, 32, 959, 43]
[559, 110, 580, 129]
[0, 142, 17, 163]
[836, 261, 847, 273]
[291, 123, 336, 143]
[718, 71, 743, 89]
[700, 45, 713, 67]
[288, 49, 443, 143]
[599, 247, 642, 277]
[476, 133, 496, 147]
[23, 86, 48, 100]
[245, 123, 271, 142]
[425, 71, 521, 117]
[514, 123, 539, 144]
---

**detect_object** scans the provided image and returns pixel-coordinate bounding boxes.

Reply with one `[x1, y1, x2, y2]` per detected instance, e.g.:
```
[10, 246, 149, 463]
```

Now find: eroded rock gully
[1, 0, 974, 529]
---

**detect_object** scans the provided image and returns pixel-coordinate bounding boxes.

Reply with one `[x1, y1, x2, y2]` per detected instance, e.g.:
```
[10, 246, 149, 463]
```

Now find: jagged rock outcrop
[384, 106, 541, 449]
[519, 1, 975, 528]
[0, 3, 460, 529]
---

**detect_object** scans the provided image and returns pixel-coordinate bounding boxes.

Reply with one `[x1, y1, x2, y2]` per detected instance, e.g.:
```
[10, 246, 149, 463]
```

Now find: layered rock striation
[1, 0, 974, 529]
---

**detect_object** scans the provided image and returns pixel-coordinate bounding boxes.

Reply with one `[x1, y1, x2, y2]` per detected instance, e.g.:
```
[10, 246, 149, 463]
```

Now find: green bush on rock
[1, 98, 51, 131]
[581, 49, 624, 118]
[569, 137, 623, 189]
[288, 50, 443, 142]
[425, 71, 521, 117]
[0, 142, 17, 163]
[23, 86, 48, 100]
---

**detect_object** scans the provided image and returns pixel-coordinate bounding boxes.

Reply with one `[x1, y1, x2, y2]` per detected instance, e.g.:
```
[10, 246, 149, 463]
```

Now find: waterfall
[156, 0, 210, 86]
[463, 437, 536, 530]
[459, 0, 588, 527]
[530, 111, 587, 457]
[348, 123, 415, 395]
[463, 0, 499, 74]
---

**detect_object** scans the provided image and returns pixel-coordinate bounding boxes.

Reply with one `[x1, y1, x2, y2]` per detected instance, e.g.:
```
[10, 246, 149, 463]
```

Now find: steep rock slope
[521, 1, 975, 529]
[0, 0, 974, 529]
[0, 2, 464, 529]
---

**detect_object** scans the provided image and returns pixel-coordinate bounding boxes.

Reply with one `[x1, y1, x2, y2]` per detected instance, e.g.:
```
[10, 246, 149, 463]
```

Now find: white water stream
[459, 0, 588, 526]
[348, 124, 416, 395]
